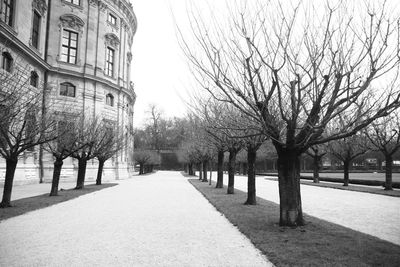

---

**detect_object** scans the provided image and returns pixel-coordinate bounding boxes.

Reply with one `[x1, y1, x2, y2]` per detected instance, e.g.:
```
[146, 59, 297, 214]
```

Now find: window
[61, 29, 78, 64]
[32, 11, 41, 49]
[106, 47, 114, 76]
[2, 52, 12, 72]
[30, 71, 38, 87]
[0, 0, 14, 26]
[106, 93, 114, 106]
[60, 82, 76, 97]
[108, 13, 116, 25]
[64, 0, 80, 5]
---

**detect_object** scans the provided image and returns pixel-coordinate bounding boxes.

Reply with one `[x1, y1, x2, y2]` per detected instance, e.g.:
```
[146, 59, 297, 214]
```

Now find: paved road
[228, 174, 400, 246]
[0, 171, 272, 267]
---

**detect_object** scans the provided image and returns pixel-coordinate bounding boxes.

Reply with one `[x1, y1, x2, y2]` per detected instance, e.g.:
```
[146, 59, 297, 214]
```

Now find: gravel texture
[230, 174, 400, 246]
[0, 171, 272, 267]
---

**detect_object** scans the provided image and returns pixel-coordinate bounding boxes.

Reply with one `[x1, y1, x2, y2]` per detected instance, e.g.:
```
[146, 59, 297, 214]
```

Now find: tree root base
[0, 202, 12, 208]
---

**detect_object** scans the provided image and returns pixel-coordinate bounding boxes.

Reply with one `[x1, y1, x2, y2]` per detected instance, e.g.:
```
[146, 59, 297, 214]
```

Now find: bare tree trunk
[313, 155, 320, 183]
[188, 163, 194, 175]
[216, 150, 224, 188]
[245, 147, 257, 205]
[139, 163, 144, 175]
[277, 150, 304, 226]
[39, 145, 44, 183]
[96, 159, 105, 185]
[202, 160, 208, 182]
[209, 161, 212, 185]
[0, 158, 18, 208]
[75, 158, 87, 189]
[198, 163, 202, 180]
[50, 158, 63, 196]
[384, 154, 393, 190]
[343, 160, 350, 186]
[227, 150, 237, 194]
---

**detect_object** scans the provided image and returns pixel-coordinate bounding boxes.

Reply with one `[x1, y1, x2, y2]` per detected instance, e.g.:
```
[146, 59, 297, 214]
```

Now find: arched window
[106, 93, 114, 106]
[60, 82, 76, 97]
[2, 52, 13, 72]
[30, 71, 39, 87]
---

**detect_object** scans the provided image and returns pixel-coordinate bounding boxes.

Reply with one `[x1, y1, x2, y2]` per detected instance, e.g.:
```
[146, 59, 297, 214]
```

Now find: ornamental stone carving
[59, 14, 85, 32]
[127, 52, 132, 63]
[32, 0, 47, 16]
[99, 2, 108, 12]
[104, 33, 120, 48]
[89, 0, 100, 6]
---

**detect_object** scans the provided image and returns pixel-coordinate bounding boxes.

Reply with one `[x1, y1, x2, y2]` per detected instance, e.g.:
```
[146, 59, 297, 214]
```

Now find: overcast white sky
[131, 0, 193, 127]
[130, 0, 400, 127]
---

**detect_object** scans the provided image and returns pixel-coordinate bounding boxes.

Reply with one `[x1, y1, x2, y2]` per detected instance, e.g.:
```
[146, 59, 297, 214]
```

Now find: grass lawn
[0, 183, 117, 222]
[189, 179, 400, 266]
[264, 177, 400, 197]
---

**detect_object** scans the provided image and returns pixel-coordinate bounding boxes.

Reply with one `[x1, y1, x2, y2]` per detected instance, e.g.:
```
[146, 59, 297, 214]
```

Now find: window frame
[1, 0, 14, 27]
[60, 29, 78, 64]
[106, 93, 114, 107]
[30, 71, 39, 87]
[31, 10, 41, 49]
[105, 47, 115, 77]
[2, 52, 13, 72]
[108, 13, 117, 26]
[59, 82, 76, 98]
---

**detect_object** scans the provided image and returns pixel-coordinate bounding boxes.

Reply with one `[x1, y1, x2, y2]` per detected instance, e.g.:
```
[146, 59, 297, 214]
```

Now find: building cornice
[47, 68, 136, 103]
[0, 24, 51, 70]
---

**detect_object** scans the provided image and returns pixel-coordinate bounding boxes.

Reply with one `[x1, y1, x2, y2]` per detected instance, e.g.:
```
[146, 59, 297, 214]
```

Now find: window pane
[60, 84, 67, 95]
[70, 40, 77, 48]
[62, 37, 69, 45]
[70, 32, 77, 41]
[68, 86, 75, 97]
[70, 49, 76, 57]
[32, 12, 40, 48]
[63, 30, 69, 38]
[69, 56, 76, 64]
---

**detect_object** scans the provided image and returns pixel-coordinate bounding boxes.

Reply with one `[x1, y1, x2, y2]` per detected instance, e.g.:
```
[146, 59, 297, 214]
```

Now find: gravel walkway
[230, 175, 400, 246]
[0, 171, 272, 267]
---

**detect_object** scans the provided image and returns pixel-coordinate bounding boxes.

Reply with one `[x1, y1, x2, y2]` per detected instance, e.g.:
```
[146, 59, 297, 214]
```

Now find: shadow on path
[0, 183, 117, 222]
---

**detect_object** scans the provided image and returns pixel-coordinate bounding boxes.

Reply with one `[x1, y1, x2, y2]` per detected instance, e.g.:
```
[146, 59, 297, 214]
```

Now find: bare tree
[93, 123, 124, 185]
[306, 144, 328, 183]
[0, 59, 57, 207]
[70, 117, 102, 189]
[365, 113, 400, 190]
[179, 1, 400, 226]
[43, 117, 85, 196]
[328, 134, 370, 186]
[146, 104, 163, 152]
[199, 99, 229, 188]
[133, 150, 154, 175]
[177, 142, 198, 176]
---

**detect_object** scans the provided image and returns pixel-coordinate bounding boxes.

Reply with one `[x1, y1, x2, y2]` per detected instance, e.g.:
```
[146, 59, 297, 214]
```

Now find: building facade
[0, 0, 137, 185]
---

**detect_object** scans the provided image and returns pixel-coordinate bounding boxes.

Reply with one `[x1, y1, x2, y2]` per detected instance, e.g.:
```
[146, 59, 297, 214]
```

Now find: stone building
[0, 0, 137, 184]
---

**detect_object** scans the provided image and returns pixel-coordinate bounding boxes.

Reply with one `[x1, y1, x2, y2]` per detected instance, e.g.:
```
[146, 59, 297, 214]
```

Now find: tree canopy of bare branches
[0, 58, 57, 207]
[179, 0, 400, 226]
